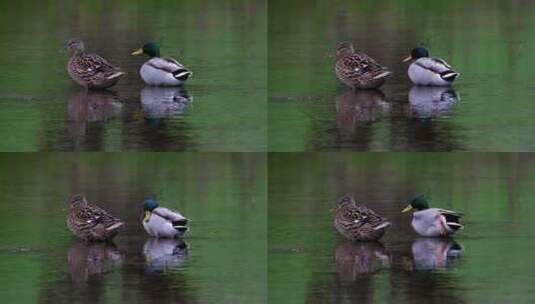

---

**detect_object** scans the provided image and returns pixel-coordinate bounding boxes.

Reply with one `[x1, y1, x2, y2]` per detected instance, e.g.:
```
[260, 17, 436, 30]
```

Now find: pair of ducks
[66, 195, 188, 242]
[66, 39, 192, 89]
[334, 42, 460, 88]
[334, 194, 463, 241]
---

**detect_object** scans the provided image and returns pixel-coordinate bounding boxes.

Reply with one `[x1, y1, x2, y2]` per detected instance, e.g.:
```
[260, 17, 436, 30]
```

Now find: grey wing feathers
[153, 207, 187, 222]
[416, 58, 453, 74]
[436, 208, 463, 216]
[147, 57, 187, 73]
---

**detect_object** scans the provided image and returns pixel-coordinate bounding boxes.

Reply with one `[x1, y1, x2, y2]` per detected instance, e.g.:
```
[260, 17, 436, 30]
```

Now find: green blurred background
[0, 0, 266, 151]
[269, 152, 535, 303]
[269, 0, 535, 151]
[0, 153, 266, 303]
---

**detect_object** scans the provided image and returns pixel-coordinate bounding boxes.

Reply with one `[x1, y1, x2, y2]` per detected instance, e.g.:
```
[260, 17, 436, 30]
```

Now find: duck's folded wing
[153, 207, 188, 222]
[147, 57, 187, 73]
[436, 208, 463, 216]
[436, 208, 463, 226]
[415, 58, 455, 73]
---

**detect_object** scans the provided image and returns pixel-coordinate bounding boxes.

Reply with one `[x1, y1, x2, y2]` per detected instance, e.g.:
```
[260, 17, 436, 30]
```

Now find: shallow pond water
[269, 153, 535, 303]
[0, 1, 266, 151]
[268, 0, 535, 151]
[0, 153, 266, 303]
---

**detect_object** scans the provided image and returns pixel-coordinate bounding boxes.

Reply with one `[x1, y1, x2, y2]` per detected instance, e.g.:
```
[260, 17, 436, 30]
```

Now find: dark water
[269, 153, 535, 303]
[268, 0, 535, 151]
[0, 1, 266, 152]
[0, 153, 266, 303]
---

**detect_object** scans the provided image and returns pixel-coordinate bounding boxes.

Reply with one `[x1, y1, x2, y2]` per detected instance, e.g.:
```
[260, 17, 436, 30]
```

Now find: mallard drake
[335, 42, 391, 89]
[334, 195, 391, 241]
[132, 42, 192, 86]
[401, 195, 463, 237]
[142, 198, 189, 238]
[66, 39, 125, 89]
[66, 195, 124, 242]
[402, 47, 459, 86]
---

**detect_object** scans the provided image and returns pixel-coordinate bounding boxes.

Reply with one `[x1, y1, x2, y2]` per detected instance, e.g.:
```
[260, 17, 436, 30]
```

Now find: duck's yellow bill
[401, 205, 413, 213]
[132, 48, 143, 55]
[402, 55, 412, 63]
[144, 211, 152, 222]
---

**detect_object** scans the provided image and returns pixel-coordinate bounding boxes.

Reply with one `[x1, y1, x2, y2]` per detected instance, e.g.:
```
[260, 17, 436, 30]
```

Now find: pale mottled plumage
[66, 195, 124, 242]
[66, 39, 124, 89]
[335, 42, 391, 89]
[334, 195, 391, 241]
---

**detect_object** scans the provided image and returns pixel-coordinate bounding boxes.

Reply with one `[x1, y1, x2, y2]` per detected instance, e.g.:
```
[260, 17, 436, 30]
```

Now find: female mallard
[132, 42, 192, 86]
[401, 195, 463, 237]
[142, 198, 189, 238]
[334, 195, 391, 241]
[335, 42, 391, 89]
[66, 195, 124, 242]
[66, 39, 125, 89]
[402, 47, 459, 86]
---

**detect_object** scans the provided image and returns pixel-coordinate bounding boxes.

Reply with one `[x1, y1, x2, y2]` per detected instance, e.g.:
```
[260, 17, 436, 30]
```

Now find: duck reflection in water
[335, 241, 390, 282]
[336, 89, 390, 128]
[141, 86, 192, 119]
[143, 238, 188, 273]
[409, 86, 460, 119]
[411, 238, 463, 271]
[67, 242, 123, 283]
[68, 90, 123, 135]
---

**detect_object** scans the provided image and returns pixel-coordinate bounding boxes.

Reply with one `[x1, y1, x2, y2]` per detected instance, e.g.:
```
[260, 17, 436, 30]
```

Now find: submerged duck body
[66, 195, 124, 242]
[132, 42, 192, 86]
[66, 39, 124, 89]
[142, 198, 189, 238]
[335, 42, 391, 89]
[402, 195, 464, 237]
[403, 47, 459, 86]
[334, 195, 391, 241]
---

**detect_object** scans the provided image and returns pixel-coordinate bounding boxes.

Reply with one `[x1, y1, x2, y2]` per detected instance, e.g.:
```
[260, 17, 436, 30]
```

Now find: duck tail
[373, 221, 391, 231]
[373, 70, 392, 80]
[107, 71, 125, 80]
[173, 69, 192, 81]
[446, 222, 463, 231]
[105, 221, 124, 231]
[440, 71, 459, 82]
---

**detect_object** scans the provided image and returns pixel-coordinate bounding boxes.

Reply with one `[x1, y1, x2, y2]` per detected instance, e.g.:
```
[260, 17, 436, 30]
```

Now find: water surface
[269, 0, 535, 151]
[0, 0, 266, 151]
[0, 153, 266, 303]
[269, 153, 535, 303]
